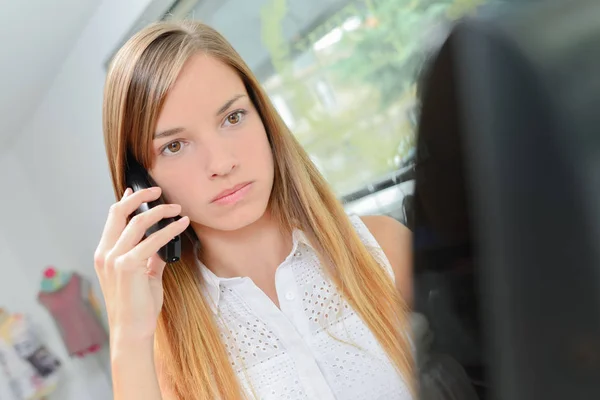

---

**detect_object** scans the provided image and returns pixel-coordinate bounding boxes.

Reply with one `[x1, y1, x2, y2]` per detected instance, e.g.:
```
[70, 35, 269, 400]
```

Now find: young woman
[95, 19, 414, 400]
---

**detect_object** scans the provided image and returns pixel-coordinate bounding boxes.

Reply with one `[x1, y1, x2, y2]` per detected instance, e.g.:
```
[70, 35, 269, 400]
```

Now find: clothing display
[0, 311, 61, 400]
[198, 215, 412, 400]
[39, 267, 72, 293]
[80, 276, 105, 326]
[38, 272, 108, 357]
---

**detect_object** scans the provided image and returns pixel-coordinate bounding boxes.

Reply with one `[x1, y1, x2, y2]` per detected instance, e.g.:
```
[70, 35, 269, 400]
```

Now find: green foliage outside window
[260, 0, 484, 196]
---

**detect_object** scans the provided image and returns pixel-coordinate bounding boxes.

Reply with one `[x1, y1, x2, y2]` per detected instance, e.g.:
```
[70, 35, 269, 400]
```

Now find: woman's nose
[205, 139, 237, 178]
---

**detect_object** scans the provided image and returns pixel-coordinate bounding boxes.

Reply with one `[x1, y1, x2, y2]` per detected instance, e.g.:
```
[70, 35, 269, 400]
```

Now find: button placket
[285, 247, 304, 304]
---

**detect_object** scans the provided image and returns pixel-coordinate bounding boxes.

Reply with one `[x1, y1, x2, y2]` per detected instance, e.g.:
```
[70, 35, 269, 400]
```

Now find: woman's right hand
[94, 187, 190, 343]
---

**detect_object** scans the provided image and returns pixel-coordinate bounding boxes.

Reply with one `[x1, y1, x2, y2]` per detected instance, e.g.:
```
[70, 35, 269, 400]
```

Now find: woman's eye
[162, 141, 183, 155]
[224, 110, 246, 127]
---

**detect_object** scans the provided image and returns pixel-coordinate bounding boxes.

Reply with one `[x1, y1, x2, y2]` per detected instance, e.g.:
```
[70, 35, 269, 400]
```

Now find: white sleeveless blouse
[198, 215, 413, 400]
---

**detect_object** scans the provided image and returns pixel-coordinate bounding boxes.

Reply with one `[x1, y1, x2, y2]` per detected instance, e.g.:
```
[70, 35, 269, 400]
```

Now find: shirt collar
[197, 227, 313, 315]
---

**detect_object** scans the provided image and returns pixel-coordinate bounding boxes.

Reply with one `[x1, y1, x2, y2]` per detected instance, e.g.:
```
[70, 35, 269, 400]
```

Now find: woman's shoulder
[353, 214, 413, 305]
[357, 214, 410, 244]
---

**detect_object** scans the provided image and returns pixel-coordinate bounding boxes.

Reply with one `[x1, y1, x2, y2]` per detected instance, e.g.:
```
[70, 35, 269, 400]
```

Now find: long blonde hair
[102, 20, 413, 399]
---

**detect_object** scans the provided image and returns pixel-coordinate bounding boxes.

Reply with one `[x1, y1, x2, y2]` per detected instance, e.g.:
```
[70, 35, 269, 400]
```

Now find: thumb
[146, 253, 168, 280]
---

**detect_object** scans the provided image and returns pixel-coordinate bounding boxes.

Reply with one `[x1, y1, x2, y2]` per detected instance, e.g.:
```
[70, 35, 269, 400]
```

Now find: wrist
[110, 333, 162, 400]
[110, 323, 156, 344]
[110, 330, 155, 359]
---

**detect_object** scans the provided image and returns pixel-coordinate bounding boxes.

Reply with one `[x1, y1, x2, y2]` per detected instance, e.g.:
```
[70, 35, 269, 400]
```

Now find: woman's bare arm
[154, 345, 177, 400]
[360, 215, 413, 306]
[111, 336, 163, 400]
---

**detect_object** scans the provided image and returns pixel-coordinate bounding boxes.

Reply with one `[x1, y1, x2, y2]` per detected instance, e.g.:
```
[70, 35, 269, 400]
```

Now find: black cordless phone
[125, 151, 181, 263]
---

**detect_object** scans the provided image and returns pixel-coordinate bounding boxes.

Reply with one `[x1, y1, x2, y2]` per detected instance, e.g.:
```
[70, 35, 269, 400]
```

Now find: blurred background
[0, 0, 505, 399]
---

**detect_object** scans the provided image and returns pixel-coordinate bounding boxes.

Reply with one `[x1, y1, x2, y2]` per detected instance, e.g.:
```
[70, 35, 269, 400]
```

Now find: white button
[294, 250, 301, 257]
[285, 291, 295, 301]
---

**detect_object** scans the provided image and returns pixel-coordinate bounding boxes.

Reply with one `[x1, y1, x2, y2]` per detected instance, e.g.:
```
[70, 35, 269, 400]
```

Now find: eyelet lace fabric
[200, 215, 412, 400]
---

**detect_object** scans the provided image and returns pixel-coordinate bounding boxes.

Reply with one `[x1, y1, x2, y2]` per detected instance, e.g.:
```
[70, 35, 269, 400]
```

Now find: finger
[97, 187, 162, 252]
[111, 203, 182, 256]
[98, 188, 132, 247]
[127, 216, 190, 263]
[146, 253, 167, 279]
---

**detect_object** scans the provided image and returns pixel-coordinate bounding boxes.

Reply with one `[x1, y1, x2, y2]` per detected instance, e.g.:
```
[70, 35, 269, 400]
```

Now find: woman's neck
[193, 212, 293, 281]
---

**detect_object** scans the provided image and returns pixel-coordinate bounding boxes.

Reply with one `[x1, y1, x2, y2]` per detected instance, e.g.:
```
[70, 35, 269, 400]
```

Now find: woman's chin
[192, 203, 269, 233]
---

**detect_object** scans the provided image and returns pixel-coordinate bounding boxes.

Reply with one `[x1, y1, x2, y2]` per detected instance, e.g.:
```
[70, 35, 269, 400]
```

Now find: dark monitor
[412, 1, 600, 399]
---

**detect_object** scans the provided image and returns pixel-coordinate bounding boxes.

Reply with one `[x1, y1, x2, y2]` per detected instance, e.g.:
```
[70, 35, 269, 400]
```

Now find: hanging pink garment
[38, 273, 108, 357]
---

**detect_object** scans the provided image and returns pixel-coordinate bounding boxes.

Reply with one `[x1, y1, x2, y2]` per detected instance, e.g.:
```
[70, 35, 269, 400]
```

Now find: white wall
[0, 0, 102, 150]
[0, 0, 175, 398]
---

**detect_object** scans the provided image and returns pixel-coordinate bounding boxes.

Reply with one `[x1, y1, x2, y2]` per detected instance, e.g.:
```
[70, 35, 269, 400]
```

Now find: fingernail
[151, 187, 161, 193]
[122, 188, 132, 198]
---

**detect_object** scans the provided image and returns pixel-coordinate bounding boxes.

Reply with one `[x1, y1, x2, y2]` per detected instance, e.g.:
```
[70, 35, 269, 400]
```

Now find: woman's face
[149, 54, 274, 232]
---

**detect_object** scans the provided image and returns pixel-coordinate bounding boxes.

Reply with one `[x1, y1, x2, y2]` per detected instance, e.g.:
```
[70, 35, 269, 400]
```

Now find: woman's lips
[211, 182, 253, 205]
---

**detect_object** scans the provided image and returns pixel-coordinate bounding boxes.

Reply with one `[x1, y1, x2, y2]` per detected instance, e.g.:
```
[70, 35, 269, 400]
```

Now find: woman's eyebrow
[216, 94, 246, 116]
[154, 127, 185, 140]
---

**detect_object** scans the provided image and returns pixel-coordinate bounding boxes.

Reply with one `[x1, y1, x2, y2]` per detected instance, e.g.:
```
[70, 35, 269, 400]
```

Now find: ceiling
[0, 0, 101, 150]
